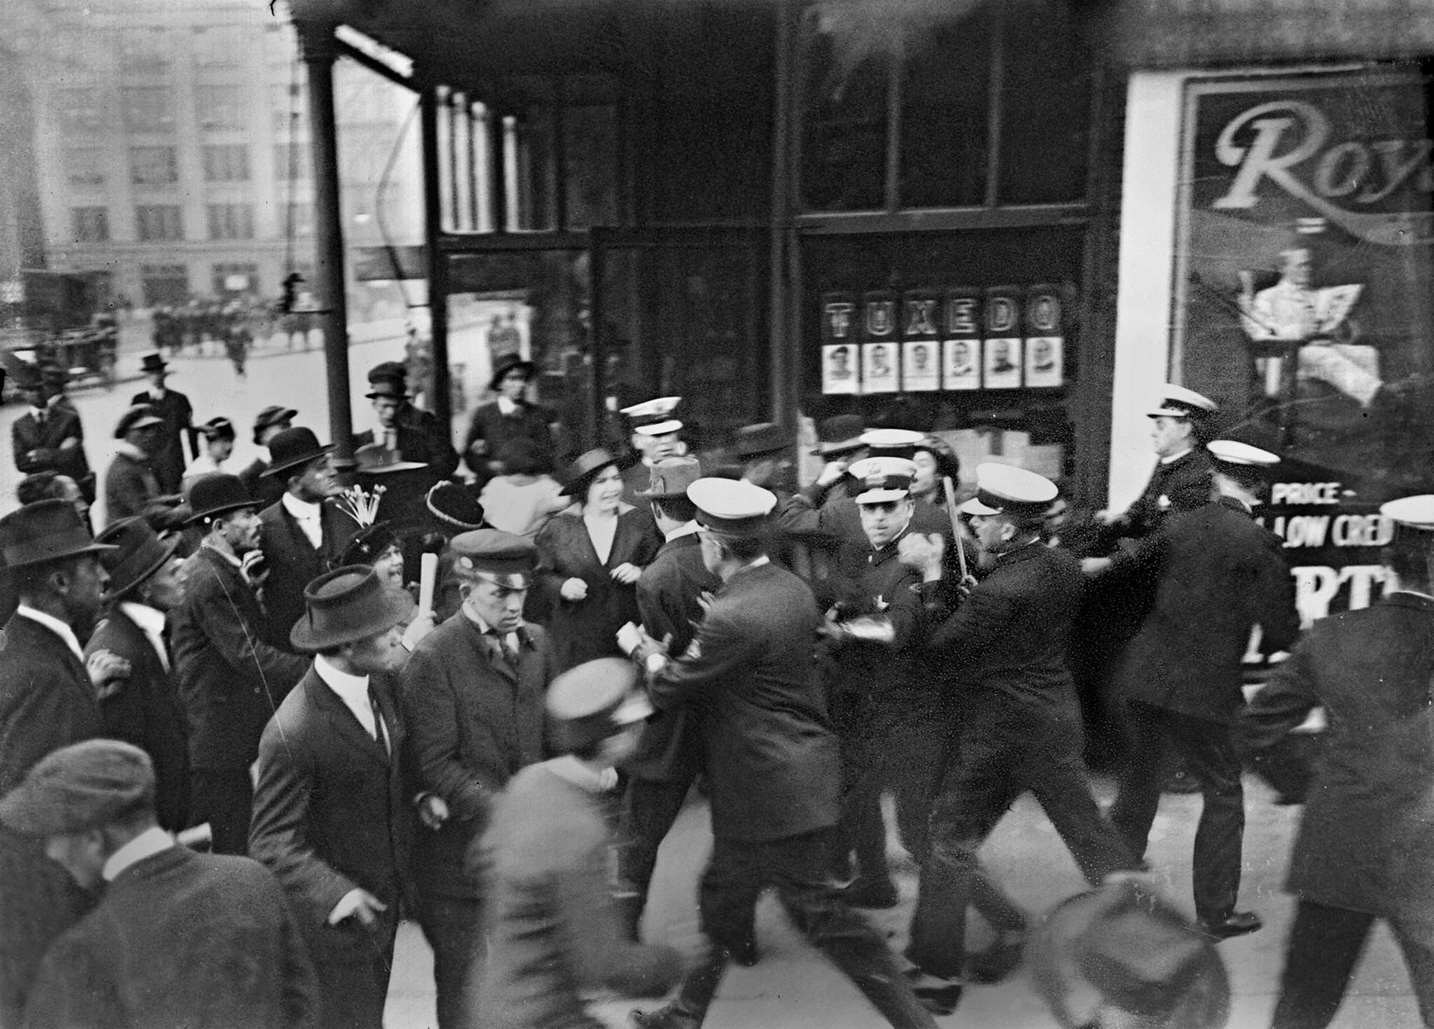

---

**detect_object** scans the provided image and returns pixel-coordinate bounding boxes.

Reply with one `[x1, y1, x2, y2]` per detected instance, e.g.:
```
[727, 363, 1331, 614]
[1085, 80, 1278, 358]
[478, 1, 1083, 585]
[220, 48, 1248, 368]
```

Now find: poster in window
[901, 288, 940, 392]
[1024, 284, 1064, 388]
[861, 289, 899, 393]
[1174, 69, 1434, 488]
[862, 342, 900, 393]
[819, 291, 858, 395]
[983, 285, 1023, 389]
[943, 288, 982, 390]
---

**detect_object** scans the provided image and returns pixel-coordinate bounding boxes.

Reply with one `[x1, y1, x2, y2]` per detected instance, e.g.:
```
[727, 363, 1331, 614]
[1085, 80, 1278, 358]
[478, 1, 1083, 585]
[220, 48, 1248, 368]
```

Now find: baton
[942, 476, 970, 582]
[417, 552, 438, 617]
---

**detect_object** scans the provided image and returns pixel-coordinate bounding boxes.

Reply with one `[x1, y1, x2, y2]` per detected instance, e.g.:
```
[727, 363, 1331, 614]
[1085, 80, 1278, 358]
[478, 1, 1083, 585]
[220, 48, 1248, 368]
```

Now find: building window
[206, 203, 254, 240]
[121, 87, 176, 133]
[71, 208, 110, 243]
[119, 28, 171, 74]
[212, 262, 259, 294]
[130, 146, 178, 185]
[284, 201, 314, 236]
[274, 143, 310, 181]
[54, 88, 104, 132]
[202, 145, 250, 182]
[136, 205, 184, 242]
[141, 264, 188, 306]
[195, 85, 246, 131]
[65, 148, 107, 188]
[271, 82, 307, 135]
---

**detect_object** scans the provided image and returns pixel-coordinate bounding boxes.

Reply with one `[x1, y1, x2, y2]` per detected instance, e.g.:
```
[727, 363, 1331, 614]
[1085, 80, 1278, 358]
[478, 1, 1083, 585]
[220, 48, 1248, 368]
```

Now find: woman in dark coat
[536, 449, 658, 671]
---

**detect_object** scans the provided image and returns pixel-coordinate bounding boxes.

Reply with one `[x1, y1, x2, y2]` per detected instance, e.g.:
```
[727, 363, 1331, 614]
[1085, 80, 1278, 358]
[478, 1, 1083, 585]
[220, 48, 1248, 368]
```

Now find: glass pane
[997, 0, 1092, 205]
[898, 7, 991, 209]
[563, 104, 618, 230]
[799, 7, 889, 211]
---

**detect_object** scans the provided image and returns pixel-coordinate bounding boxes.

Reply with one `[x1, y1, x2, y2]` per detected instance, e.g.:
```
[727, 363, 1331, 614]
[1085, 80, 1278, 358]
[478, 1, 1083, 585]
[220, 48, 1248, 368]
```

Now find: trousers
[191, 767, 254, 856]
[415, 894, 485, 1029]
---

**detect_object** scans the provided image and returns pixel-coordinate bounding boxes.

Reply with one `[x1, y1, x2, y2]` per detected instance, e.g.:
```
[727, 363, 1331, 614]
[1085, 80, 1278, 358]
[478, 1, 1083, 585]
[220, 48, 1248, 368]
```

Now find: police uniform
[1106, 385, 1219, 542]
[628, 478, 935, 1029]
[618, 397, 684, 508]
[908, 464, 1138, 983]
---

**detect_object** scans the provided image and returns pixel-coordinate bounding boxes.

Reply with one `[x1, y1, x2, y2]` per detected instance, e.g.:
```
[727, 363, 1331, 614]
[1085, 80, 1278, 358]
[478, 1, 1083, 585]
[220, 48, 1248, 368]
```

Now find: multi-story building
[25, 0, 423, 310]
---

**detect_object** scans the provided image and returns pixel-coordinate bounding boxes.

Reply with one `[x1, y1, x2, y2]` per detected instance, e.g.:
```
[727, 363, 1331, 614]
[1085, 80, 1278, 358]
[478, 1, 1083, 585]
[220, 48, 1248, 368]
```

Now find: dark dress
[535, 505, 659, 671]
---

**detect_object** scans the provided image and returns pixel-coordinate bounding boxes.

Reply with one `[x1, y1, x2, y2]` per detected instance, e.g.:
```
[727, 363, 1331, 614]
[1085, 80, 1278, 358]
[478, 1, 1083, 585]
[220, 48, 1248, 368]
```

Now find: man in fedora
[130, 352, 193, 495]
[251, 565, 418, 1029]
[238, 405, 297, 509]
[475, 658, 683, 1028]
[355, 361, 458, 479]
[104, 405, 175, 528]
[0, 500, 117, 1025]
[258, 426, 360, 651]
[4, 740, 320, 1029]
[462, 353, 556, 485]
[85, 516, 191, 831]
[615, 456, 720, 941]
[170, 474, 308, 856]
[400, 529, 557, 1029]
[11, 362, 93, 504]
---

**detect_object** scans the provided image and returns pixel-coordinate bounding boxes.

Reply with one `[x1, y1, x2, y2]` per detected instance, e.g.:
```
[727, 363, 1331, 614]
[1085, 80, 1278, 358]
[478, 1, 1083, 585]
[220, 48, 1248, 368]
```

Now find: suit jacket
[536, 506, 660, 670]
[0, 613, 102, 1028]
[462, 400, 554, 477]
[250, 667, 415, 930]
[401, 615, 554, 899]
[628, 530, 719, 782]
[1115, 448, 1215, 540]
[170, 546, 309, 771]
[1241, 592, 1434, 920]
[21, 846, 319, 1029]
[131, 388, 193, 494]
[11, 405, 91, 493]
[104, 449, 163, 527]
[258, 499, 360, 651]
[85, 608, 190, 831]
[354, 402, 459, 479]
[649, 561, 839, 842]
[1113, 498, 1300, 723]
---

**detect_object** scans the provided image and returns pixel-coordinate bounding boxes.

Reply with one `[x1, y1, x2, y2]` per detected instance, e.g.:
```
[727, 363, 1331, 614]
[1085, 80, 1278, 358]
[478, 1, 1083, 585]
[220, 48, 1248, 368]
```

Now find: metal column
[419, 83, 452, 431]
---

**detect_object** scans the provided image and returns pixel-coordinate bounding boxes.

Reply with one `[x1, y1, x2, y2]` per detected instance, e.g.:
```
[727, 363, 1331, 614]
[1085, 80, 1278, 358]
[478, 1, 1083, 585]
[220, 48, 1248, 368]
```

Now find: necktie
[490, 630, 518, 669]
[368, 689, 389, 756]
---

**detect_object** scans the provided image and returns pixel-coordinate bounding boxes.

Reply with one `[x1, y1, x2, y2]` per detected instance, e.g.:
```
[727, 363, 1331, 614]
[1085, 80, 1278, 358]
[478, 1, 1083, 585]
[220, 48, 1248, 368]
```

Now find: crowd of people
[2, 352, 1433, 1029]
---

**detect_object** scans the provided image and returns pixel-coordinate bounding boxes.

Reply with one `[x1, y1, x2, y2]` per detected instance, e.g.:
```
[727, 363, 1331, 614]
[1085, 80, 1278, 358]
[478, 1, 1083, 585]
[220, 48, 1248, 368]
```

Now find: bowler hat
[263, 426, 335, 478]
[139, 353, 169, 375]
[96, 517, 180, 599]
[354, 442, 427, 475]
[114, 405, 163, 439]
[734, 423, 789, 460]
[450, 529, 537, 589]
[637, 456, 702, 499]
[810, 414, 866, 457]
[559, 448, 619, 498]
[365, 361, 409, 400]
[186, 473, 257, 525]
[289, 565, 415, 652]
[489, 353, 536, 392]
[0, 499, 115, 569]
[0, 739, 155, 836]
[546, 658, 653, 753]
[252, 405, 297, 445]
[426, 481, 486, 532]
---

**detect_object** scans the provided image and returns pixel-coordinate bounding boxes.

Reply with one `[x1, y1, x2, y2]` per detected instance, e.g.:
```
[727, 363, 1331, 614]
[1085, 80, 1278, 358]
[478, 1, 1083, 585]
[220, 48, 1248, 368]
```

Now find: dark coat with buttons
[462, 400, 555, 478]
[257, 499, 360, 651]
[1113, 448, 1215, 540]
[400, 614, 555, 900]
[170, 546, 309, 772]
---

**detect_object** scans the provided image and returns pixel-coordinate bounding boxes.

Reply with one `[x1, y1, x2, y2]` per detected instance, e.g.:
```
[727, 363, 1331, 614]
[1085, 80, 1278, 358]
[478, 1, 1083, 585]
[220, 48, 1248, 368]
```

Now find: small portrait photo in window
[944, 338, 980, 390]
[822, 344, 858, 395]
[861, 342, 899, 394]
[984, 336, 1022, 389]
[903, 341, 939, 392]
[1025, 336, 1063, 387]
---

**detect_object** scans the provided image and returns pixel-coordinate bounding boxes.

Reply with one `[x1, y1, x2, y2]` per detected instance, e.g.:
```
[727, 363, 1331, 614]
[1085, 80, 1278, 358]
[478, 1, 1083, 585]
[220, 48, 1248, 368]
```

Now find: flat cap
[252, 405, 297, 444]
[0, 740, 155, 836]
[1147, 383, 1218, 419]
[546, 657, 653, 753]
[849, 456, 917, 504]
[960, 462, 1059, 517]
[734, 423, 789, 460]
[688, 477, 777, 537]
[451, 528, 537, 589]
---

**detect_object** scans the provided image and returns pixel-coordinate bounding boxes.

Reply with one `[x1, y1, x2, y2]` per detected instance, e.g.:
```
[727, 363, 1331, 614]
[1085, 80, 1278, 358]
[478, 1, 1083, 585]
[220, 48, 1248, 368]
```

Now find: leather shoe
[839, 877, 900, 909]
[1198, 911, 1263, 939]
[630, 1007, 699, 1029]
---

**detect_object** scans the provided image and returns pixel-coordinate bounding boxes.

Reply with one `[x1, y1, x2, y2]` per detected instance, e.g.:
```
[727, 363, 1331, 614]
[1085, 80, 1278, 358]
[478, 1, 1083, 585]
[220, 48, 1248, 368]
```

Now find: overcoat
[648, 560, 839, 842]
[1111, 498, 1300, 724]
[103, 448, 163, 526]
[11, 405, 92, 495]
[130, 387, 193, 494]
[257, 499, 360, 650]
[21, 846, 319, 1029]
[354, 401, 459, 479]
[1241, 592, 1434, 920]
[535, 505, 659, 670]
[85, 606, 190, 830]
[462, 400, 555, 477]
[1113, 448, 1215, 540]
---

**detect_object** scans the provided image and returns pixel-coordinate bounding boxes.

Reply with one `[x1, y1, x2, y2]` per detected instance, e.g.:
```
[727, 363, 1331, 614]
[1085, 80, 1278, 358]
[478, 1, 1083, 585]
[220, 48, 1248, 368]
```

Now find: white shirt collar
[314, 655, 379, 739]
[103, 826, 174, 881]
[15, 605, 84, 663]
[147, 387, 165, 401]
[544, 755, 618, 794]
[1159, 447, 1193, 466]
[282, 492, 322, 522]
[496, 395, 519, 416]
[664, 521, 701, 543]
[119, 601, 169, 671]
[461, 609, 521, 652]
[29, 406, 45, 420]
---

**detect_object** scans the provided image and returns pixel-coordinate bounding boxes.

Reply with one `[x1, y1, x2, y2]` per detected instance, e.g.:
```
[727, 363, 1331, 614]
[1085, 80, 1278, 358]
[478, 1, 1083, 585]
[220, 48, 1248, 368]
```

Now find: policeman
[626, 478, 935, 1029]
[901, 464, 1140, 996]
[618, 397, 685, 504]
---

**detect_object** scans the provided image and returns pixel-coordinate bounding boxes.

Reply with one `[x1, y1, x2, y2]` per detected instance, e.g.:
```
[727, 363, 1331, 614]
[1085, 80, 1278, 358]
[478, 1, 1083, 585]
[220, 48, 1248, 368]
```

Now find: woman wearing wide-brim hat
[462, 354, 556, 484]
[535, 449, 659, 671]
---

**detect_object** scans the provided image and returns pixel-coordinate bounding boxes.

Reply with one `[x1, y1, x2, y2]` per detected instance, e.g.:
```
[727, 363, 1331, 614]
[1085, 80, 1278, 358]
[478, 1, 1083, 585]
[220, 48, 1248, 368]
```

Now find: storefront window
[898, 9, 991, 208]
[799, 7, 888, 211]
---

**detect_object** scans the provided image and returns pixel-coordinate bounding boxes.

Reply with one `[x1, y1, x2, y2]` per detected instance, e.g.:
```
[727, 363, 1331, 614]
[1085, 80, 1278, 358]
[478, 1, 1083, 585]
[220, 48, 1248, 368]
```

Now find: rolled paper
[418, 551, 438, 615]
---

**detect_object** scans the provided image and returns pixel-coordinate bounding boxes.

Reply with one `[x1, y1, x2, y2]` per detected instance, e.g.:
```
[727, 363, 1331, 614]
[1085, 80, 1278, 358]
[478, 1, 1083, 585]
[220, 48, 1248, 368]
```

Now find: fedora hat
[0, 499, 116, 570]
[96, 517, 181, 599]
[559, 448, 619, 498]
[139, 353, 169, 375]
[252, 405, 297, 445]
[39, 364, 68, 389]
[489, 353, 536, 392]
[186, 473, 257, 525]
[354, 442, 427, 475]
[734, 423, 789, 460]
[810, 414, 866, 457]
[290, 565, 415, 652]
[13, 362, 43, 392]
[263, 427, 334, 478]
[636, 456, 702, 499]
